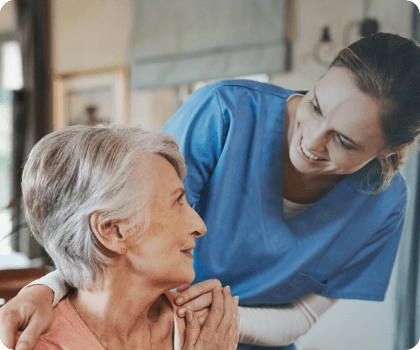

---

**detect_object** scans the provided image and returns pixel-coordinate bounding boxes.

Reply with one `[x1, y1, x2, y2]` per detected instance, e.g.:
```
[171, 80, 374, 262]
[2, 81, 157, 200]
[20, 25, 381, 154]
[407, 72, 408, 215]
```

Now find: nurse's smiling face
[288, 67, 385, 176]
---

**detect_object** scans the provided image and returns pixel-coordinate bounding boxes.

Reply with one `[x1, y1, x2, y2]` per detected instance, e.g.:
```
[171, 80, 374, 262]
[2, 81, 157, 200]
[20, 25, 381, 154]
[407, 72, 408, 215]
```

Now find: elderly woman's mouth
[181, 248, 194, 258]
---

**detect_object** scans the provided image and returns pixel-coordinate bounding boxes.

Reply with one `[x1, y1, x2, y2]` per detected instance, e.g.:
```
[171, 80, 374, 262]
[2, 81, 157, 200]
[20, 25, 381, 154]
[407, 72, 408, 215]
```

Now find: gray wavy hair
[22, 124, 186, 289]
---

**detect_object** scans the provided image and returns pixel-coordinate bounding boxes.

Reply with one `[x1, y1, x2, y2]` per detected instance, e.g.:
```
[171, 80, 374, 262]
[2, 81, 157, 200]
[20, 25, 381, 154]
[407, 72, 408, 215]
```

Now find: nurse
[1, 33, 420, 350]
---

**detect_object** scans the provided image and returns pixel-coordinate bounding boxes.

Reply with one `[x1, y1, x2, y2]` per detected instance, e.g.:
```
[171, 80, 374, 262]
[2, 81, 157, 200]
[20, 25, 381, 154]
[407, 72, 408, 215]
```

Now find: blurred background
[0, 1, 419, 349]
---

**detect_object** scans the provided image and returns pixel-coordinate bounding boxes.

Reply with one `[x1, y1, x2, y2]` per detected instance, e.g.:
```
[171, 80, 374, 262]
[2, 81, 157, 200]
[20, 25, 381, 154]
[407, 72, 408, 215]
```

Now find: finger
[230, 307, 240, 339]
[14, 315, 48, 350]
[202, 286, 224, 330]
[230, 301, 241, 346]
[226, 314, 240, 350]
[175, 284, 191, 293]
[234, 329, 240, 349]
[177, 292, 212, 316]
[234, 297, 240, 326]
[197, 315, 208, 327]
[196, 309, 210, 326]
[0, 312, 20, 349]
[219, 288, 238, 330]
[182, 311, 201, 350]
[175, 279, 222, 306]
[195, 308, 209, 319]
[178, 308, 209, 326]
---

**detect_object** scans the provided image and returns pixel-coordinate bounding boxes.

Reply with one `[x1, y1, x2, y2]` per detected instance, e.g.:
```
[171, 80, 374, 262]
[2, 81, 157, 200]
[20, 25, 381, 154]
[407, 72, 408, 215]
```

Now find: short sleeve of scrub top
[163, 80, 407, 349]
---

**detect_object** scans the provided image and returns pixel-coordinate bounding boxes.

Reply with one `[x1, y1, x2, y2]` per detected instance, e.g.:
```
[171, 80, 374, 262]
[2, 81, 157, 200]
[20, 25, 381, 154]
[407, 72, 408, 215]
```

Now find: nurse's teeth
[300, 139, 321, 160]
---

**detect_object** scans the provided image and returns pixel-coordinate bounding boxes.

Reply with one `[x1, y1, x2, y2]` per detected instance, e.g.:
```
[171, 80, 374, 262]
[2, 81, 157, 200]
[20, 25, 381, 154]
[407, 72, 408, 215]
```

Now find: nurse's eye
[335, 134, 353, 151]
[309, 100, 321, 115]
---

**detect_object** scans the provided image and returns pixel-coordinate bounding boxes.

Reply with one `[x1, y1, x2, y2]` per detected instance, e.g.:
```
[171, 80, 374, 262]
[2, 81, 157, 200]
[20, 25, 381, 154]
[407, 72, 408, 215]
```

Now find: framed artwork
[53, 66, 129, 130]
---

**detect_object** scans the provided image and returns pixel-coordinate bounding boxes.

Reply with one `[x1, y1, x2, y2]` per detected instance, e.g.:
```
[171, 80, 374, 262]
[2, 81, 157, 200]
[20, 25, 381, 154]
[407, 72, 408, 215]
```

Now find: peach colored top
[35, 292, 186, 350]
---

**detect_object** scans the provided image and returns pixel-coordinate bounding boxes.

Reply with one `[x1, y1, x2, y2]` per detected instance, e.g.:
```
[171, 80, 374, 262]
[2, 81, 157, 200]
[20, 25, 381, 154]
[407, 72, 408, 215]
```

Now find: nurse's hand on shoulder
[0, 285, 54, 350]
[183, 286, 240, 350]
[176, 279, 226, 325]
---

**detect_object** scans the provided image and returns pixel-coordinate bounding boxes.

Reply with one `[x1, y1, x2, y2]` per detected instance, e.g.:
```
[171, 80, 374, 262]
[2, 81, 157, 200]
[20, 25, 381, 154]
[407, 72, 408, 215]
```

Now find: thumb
[14, 317, 46, 350]
[182, 311, 200, 350]
[176, 284, 190, 293]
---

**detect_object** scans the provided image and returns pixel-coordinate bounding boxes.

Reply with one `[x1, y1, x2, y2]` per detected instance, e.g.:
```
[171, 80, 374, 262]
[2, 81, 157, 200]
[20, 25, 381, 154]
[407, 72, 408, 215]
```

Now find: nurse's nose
[304, 126, 329, 154]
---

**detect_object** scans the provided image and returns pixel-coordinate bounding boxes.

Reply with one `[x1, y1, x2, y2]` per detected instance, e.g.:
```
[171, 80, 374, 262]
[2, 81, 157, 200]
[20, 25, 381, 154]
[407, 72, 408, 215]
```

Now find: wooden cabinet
[0, 267, 47, 305]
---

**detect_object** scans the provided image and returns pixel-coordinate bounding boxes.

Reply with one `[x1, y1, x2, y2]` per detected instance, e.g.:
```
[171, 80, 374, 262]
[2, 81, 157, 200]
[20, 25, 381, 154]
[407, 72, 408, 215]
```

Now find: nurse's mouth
[300, 139, 327, 161]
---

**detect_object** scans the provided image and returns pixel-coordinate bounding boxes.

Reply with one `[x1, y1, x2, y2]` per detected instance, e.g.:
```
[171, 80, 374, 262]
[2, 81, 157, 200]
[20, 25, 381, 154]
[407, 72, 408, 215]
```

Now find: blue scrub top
[163, 80, 407, 350]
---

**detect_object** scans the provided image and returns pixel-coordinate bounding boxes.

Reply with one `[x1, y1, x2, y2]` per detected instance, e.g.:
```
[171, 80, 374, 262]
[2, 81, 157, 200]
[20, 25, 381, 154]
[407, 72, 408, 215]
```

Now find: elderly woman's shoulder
[36, 297, 106, 350]
[34, 340, 61, 350]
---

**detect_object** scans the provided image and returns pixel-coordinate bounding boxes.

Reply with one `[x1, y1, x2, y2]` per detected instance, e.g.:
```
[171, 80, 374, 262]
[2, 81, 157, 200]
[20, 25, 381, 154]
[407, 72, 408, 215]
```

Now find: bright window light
[234, 74, 269, 83]
[2, 40, 23, 91]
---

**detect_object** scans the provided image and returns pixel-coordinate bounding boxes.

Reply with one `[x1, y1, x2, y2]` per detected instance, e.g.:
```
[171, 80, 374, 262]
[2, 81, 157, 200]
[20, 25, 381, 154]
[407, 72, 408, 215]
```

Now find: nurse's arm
[238, 293, 338, 346]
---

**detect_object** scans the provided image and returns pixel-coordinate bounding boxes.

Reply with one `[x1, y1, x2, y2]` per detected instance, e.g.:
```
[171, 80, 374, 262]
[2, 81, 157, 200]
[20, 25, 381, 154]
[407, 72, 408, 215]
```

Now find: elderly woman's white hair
[22, 124, 186, 289]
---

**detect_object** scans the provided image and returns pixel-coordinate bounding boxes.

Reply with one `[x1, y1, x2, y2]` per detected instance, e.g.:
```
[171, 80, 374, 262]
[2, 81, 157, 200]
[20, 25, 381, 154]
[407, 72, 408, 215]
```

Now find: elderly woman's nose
[189, 207, 207, 237]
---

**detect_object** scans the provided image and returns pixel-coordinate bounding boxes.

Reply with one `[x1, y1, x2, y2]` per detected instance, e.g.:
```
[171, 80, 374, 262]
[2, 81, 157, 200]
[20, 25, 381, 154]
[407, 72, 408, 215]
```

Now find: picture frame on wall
[53, 66, 129, 130]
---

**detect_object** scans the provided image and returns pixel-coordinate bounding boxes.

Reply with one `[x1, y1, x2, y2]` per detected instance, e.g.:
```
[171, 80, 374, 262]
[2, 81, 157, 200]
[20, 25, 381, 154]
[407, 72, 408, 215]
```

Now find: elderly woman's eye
[177, 194, 185, 204]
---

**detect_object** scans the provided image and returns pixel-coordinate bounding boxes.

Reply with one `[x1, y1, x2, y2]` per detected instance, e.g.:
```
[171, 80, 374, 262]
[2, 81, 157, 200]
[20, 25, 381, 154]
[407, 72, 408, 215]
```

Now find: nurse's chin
[289, 158, 346, 177]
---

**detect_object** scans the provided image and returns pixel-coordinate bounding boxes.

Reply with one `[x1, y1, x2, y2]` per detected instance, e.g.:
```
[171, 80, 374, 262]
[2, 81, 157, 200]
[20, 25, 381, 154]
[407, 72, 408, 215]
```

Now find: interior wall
[0, 1, 15, 32]
[271, 0, 413, 91]
[51, 0, 131, 73]
[130, 88, 176, 131]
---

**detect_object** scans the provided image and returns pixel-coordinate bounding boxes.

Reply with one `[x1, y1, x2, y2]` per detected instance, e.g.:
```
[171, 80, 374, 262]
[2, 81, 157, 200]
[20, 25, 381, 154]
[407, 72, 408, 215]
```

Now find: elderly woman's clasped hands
[182, 284, 240, 350]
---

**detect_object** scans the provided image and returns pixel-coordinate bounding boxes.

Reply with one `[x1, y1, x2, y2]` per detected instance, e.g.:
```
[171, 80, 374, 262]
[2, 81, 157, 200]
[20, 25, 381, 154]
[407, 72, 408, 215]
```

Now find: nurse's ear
[379, 139, 415, 159]
[89, 211, 129, 256]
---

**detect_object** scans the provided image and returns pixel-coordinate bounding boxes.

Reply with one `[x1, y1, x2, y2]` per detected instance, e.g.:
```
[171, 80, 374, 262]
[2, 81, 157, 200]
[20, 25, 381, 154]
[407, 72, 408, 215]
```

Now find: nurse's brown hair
[330, 33, 420, 193]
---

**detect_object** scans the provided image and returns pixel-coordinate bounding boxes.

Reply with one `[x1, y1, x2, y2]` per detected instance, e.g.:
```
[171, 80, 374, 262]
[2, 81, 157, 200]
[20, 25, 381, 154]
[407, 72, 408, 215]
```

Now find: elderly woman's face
[127, 155, 206, 288]
[288, 67, 385, 176]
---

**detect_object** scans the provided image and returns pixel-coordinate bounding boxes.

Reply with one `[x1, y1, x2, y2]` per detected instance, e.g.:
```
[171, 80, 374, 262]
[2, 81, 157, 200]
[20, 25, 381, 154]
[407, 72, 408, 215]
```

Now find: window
[0, 88, 13, 255]
[0, 39, 23, 255]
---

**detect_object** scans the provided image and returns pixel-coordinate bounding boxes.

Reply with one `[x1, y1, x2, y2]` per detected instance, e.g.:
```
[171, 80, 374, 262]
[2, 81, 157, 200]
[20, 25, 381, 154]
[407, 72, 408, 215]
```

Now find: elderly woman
[17, 125, 239, 350]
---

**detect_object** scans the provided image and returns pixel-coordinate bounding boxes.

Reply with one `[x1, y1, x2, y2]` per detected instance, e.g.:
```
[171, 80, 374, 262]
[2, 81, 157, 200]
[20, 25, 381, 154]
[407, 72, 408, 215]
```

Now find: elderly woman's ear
[90, 212, 127, 255]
